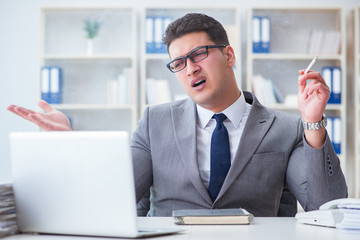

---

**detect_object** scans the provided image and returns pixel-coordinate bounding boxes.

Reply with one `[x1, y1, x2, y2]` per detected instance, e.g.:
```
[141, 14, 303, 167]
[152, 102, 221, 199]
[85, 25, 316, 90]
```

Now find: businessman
[8, 13, 347, 217]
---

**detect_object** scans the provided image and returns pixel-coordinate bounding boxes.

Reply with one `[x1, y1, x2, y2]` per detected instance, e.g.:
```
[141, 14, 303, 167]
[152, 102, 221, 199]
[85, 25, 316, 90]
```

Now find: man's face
[168, 31, 236, 112]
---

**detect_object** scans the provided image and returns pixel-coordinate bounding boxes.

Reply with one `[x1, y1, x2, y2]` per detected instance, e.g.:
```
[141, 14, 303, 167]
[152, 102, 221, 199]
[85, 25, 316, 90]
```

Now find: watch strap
[302, 115, 327, 130]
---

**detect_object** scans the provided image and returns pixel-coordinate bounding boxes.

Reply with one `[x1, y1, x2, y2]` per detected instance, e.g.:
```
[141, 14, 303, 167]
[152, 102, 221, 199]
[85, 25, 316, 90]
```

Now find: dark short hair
[162, 13, 229, 51]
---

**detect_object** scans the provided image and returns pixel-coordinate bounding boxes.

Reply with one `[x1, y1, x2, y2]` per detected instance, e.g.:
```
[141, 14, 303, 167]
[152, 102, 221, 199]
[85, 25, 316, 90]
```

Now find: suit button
[329, 170, 334, 176]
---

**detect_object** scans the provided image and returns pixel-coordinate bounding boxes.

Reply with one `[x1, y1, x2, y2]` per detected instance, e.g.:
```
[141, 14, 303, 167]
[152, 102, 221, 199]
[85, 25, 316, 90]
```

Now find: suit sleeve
[130, 107, 153, 204]
[286, 118, 348, 211]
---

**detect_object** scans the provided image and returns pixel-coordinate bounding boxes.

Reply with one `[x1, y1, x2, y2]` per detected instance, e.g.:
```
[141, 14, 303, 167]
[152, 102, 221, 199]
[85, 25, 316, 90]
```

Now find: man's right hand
[7, 100, 72, 131]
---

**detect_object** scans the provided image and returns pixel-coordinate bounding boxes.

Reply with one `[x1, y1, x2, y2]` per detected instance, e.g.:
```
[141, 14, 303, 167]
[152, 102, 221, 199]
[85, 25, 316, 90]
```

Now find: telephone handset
[319, 198, 360, 210]
[295, 198, 360, 228]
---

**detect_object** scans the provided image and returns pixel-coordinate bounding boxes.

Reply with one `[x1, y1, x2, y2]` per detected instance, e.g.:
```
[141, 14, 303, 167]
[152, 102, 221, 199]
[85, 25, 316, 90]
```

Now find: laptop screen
[9, 131, 141, 237]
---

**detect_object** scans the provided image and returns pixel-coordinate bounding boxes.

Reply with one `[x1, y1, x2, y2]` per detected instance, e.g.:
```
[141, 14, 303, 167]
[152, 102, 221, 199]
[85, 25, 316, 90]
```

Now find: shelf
[40, 7, 138, 132]
[247, 6, 344, 11]
[51, 104, 136, 110]
[43, 54, 134, 60]
[262, 103, 344, 111]
[144, 54, 169, 60]
[247, 7, 347, 183]
[325, 104, 346, 111]
[250, 54, 343, 60]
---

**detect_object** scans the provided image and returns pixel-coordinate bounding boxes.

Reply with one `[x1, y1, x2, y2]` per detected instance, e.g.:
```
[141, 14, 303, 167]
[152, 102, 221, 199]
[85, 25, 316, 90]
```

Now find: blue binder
[49, 67, 62, 104]
[322, 67, 333, 103]
[332, 116, 342, 154]
[322, 66, 341, 104]
[326, 116, 341, 154]
[260, 16, 270, 53]
[253, 16, 271, 53]
[161, 16, 172, 53]
[252, 16, 261, 53]
[40, 67, 50, 102]
[332, 67, 341, 104]
[146, 16, 172, 54]
[41, 66, 62, 104]
[153, 17, 163, 53]
[146, 16, 155, 53]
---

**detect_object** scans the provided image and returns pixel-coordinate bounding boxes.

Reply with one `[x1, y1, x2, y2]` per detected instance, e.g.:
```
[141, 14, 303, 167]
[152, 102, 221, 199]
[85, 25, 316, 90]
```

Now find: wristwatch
[302, 115, 327, 130]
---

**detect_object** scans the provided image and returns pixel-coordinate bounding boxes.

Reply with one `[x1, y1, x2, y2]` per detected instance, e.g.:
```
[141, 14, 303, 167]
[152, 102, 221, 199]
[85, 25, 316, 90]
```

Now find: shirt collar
[197, 90, 247, 129]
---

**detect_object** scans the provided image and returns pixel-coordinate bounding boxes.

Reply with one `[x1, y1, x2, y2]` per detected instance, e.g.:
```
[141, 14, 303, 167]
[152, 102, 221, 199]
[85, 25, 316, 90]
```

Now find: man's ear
[225, 46, 236, 67]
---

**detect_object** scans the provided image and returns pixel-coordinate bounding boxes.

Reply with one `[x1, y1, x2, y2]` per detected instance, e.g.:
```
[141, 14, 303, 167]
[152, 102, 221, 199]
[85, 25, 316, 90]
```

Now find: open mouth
[193, 79, 206, 87]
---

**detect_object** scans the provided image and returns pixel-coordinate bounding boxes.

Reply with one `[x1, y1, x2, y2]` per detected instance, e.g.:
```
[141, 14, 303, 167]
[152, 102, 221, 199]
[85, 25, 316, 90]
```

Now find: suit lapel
[217, 93, 276, 200]
[171, 99, 213, 205]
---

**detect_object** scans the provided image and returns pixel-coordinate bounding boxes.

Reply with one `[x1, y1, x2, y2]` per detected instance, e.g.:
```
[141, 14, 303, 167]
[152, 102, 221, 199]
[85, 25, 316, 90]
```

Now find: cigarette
[304, 56, 318, 74]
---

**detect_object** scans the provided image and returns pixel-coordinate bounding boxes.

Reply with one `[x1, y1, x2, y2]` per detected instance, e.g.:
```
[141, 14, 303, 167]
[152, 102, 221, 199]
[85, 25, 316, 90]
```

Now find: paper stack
[307, 30, 341, 55]
[0, 183, 19, 238]
[145, 78, 172, 105]
[252, 74, 284, 105]
[336, 199, 360, 231]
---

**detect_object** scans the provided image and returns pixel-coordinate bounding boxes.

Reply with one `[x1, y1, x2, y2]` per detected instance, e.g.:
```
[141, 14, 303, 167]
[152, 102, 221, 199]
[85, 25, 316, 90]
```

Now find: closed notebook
[172, 208, 254, 225]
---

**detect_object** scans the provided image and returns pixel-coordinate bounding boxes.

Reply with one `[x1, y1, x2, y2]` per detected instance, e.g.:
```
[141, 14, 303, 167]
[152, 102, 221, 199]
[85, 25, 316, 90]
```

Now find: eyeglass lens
[169, 46, 208, 72]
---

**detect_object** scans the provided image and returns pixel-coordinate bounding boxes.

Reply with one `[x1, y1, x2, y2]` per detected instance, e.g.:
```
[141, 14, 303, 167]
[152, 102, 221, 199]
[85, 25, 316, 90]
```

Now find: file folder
[326, 116, 341, 154]
[146, 16, 172, 54]
[326, 117, 333, 143]
[40, 67, 50, 102]
[154, 17, 163, 52]
[322, 67, 333, 103]
[322, 66, 341, 104]
[261, 17, 270, 53]
[146, 17, 154, 53]
[49, 67, 62, 104]
[162, 17, 172, 53]
[253, 16, 271, 53]
[333, 117, 341, 154]
[332, 67, 341, 104]
[252, 16, 261, 53]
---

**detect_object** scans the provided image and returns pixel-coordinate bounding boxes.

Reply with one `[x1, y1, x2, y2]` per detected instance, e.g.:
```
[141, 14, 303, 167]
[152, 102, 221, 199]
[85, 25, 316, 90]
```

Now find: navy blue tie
[208, 113, 231, 201]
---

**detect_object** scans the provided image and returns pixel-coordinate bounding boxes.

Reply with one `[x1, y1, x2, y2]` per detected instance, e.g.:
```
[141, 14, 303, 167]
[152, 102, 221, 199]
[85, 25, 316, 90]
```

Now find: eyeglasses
[166, 44, 227, 73]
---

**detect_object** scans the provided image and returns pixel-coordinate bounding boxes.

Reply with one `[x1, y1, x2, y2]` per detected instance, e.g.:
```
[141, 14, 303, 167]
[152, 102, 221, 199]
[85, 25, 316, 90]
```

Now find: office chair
[277, 187, 297, 217]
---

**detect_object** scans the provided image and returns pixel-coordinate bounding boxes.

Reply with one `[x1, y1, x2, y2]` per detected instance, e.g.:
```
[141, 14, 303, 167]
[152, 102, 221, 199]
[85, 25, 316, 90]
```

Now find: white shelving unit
[39, 7, 137, 132]
[354, 6, 360, 198]
[140, 8, 241, 114]
[247, 7, 347, 172]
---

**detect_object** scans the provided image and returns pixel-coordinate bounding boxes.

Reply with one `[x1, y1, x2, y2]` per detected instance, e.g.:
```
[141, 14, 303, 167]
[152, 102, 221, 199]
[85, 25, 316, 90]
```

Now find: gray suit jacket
[131, 91, 347, 217]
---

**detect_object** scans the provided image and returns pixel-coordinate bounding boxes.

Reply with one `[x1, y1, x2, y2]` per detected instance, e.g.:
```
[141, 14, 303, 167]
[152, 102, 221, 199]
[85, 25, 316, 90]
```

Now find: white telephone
[295, 198, 360, 228]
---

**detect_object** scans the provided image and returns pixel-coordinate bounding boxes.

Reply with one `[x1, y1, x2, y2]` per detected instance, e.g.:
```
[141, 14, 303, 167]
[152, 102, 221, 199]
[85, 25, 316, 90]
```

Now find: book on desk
[172, 208, 254, 225]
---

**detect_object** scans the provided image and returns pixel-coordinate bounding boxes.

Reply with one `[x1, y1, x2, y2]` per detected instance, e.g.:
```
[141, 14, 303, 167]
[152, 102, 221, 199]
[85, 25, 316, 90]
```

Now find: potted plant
[84, 19, 101, 55]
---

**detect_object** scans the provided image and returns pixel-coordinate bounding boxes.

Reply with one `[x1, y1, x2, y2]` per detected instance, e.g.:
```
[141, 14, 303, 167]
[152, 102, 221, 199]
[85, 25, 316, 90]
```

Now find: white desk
[3, 217, 360, 240]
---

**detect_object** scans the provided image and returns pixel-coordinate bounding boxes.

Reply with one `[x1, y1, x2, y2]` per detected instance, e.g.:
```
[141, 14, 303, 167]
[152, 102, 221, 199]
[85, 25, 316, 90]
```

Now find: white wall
[1, 0, 359, 182]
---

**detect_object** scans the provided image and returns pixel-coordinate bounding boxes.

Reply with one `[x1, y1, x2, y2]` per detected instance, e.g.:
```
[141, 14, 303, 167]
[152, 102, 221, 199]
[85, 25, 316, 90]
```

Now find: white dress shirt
[196, 91, 252, 189]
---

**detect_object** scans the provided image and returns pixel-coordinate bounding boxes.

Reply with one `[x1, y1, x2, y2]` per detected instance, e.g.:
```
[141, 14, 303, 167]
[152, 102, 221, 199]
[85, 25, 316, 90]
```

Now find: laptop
[9, 131, 182, 238]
